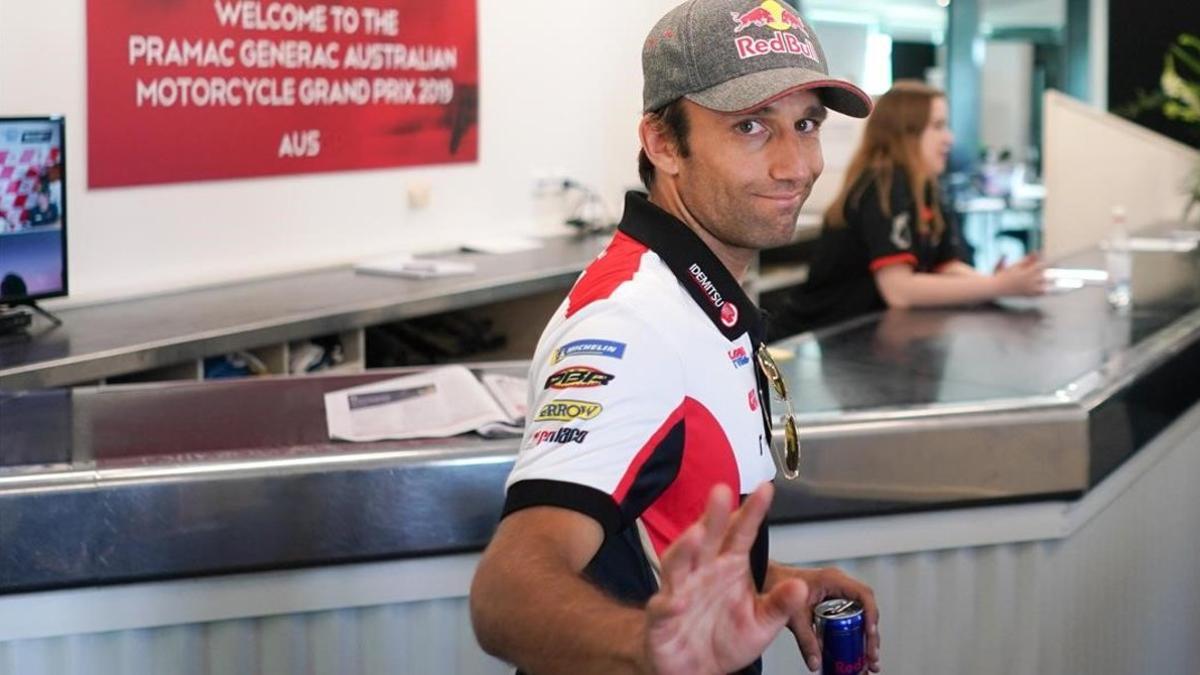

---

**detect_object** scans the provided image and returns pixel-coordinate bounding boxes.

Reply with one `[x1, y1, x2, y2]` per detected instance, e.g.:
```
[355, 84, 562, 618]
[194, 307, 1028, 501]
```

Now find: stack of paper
[325, 366, 526, 442]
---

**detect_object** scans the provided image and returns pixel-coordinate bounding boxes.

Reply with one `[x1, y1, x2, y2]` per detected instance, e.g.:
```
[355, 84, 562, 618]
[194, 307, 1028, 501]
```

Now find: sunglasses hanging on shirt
[755, 344, 800, 480]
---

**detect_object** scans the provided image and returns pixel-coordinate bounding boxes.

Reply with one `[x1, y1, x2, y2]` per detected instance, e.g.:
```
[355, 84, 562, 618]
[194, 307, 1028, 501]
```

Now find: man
[471, 1, 880, 673]
[26, 191, 59, 227]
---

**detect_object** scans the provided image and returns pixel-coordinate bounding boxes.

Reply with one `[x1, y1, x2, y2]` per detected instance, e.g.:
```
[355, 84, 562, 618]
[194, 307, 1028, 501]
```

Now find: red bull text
[735, 32, 819, 61]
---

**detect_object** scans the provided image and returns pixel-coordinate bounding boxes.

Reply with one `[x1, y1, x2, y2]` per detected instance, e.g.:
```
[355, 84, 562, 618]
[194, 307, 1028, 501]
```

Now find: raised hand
[644, 482, 808, 675]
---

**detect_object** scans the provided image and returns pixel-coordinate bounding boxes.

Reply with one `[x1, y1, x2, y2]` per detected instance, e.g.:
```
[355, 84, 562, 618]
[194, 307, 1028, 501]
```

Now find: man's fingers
[696, 484, 733, 565]
[861, 590, 882, 670]
[790, 615, 822, 673]
[813, 569, 881, 672]
[720, 481, 774, 555]
[659, 519, 703, 592]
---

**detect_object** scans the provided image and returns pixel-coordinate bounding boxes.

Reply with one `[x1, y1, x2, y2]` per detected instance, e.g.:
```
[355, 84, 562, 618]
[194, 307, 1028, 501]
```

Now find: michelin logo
[551, 339, 627, 364]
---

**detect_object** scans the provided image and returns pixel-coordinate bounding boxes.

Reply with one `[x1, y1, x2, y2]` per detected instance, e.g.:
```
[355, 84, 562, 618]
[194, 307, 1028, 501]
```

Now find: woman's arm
[874, 255, 1045, 309]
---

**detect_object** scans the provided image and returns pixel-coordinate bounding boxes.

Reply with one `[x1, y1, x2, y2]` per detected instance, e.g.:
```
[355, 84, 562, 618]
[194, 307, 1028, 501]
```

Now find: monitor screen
[0, 116, 68, 304]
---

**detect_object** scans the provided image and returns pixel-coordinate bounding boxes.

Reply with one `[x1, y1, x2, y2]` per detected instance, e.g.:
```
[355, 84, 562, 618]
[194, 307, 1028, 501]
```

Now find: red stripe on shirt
[639, 397, 741, 558]
[566, 232, 646, 318]
[869, 253, 918, 272]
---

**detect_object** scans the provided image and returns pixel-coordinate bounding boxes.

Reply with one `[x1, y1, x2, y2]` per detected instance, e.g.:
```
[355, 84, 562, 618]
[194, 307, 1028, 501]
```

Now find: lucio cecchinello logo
[730, 0, 820, 63]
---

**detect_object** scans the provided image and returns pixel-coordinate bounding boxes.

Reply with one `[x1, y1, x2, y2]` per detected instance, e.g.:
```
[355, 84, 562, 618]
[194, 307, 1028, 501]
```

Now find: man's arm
[470, 505, 649, 674]
[471, 484, 811, 675]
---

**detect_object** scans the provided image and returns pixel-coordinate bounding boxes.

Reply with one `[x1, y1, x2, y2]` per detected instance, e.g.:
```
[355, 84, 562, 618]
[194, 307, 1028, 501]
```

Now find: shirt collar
[616, 192, 765, 345]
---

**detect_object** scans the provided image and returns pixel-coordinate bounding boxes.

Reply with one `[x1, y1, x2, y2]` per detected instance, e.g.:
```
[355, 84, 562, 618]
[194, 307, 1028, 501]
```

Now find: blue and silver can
[813, 598, 866, 675]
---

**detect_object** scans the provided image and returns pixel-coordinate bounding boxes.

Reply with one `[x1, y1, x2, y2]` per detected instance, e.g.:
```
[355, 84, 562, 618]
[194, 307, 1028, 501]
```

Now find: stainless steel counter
[0, 234, 611, 390]
[2, 236, 1200, 595]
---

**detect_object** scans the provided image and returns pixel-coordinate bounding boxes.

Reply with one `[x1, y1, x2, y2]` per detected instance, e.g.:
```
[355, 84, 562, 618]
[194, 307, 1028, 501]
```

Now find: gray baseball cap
[643, 0, 872, 118]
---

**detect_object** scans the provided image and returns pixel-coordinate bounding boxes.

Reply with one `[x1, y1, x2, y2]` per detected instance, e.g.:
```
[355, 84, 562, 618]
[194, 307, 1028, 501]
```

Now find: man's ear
[639, 114, 682, 179]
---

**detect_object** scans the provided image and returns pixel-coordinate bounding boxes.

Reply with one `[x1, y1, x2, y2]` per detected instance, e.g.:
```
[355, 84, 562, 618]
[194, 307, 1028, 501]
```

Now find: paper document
[481, 373, 529, 421]
[1103, 238, 1199, 253]
[1044, 268, 1108, 285]
[325, 365, 524, 442]
[1127, 237, 1198, 253]
[1043, 268, 1108, 294]
[355, 253, 476, 279]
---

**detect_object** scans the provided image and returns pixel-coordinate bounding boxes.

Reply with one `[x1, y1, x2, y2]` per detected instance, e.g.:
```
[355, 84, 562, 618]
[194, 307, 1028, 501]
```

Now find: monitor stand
[1, 300, 62, 330]
[0, 307, 33, 336]
[21, 300, 62, 326]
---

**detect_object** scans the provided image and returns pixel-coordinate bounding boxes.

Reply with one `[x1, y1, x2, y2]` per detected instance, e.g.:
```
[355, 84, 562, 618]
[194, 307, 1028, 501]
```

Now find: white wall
[1042, 90, 1199, 259]
[0, 1, 677, 304]
[981, 41, 1034, 160]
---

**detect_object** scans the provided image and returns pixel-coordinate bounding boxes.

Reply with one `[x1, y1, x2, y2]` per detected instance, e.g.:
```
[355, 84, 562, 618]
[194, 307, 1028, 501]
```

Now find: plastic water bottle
[1105, 206, 1131, 310]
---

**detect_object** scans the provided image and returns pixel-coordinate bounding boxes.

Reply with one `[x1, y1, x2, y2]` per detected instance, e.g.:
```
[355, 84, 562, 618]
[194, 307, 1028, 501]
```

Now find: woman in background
[769, 81, 1045, 339]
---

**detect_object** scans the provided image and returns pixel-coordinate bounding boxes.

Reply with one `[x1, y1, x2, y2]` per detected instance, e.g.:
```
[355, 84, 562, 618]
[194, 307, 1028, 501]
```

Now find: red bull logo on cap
[731, 0, 810, 35]
[730, 0, 820, 63]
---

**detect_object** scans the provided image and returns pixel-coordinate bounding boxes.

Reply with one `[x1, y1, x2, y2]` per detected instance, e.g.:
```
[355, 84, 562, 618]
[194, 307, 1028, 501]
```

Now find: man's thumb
[760, 578, 808, 626]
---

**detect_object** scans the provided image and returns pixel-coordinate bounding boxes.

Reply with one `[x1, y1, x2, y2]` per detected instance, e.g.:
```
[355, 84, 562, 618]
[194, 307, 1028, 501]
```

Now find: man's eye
[797, 118, 823, 133]
[735, 120, 765, 134]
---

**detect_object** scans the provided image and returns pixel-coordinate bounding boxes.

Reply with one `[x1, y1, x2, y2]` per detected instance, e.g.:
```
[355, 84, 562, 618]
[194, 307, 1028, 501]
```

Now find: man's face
[673, 90, 826, 252]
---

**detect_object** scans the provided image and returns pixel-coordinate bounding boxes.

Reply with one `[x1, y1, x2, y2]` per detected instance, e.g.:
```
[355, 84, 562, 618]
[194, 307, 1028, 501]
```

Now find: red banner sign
[87, 0, 478, 188]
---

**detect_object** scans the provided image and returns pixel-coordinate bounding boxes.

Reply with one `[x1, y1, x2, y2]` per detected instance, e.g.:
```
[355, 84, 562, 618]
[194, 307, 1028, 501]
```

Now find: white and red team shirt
[503, 193, 780, 636]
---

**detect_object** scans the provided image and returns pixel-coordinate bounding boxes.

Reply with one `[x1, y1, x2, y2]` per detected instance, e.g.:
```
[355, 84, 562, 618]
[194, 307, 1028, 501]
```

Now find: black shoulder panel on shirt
[619, 418, 686, 524]
[503, 480, 623, 537]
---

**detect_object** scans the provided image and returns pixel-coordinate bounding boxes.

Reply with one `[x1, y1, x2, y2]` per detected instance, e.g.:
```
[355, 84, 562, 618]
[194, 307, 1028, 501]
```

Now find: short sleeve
[503, 305, 687, 536]
[851, 178, 919, 273]
[934, 206, 971, 269]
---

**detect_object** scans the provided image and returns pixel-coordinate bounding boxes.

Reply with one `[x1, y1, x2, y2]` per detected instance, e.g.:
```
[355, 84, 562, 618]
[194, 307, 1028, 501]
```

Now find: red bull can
[813, 599, 866, 675]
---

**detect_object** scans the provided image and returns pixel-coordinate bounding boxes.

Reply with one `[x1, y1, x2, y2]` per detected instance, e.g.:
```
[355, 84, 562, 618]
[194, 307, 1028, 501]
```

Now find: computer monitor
[0, 116, 68, 305]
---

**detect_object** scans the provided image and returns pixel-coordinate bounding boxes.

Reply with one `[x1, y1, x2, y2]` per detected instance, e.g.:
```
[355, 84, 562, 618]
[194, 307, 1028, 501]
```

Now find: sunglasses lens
[784, 416, 800, 477]
[772, 374, 788, 401]
[757, 347, 789, 400]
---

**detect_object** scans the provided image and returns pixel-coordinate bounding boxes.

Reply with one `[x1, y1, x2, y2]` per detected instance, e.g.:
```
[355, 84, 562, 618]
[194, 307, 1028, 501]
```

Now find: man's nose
[768, 135, 819, 184]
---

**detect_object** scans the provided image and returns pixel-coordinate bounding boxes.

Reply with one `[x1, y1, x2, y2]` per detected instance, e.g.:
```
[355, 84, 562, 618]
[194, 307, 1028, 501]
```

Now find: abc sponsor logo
[551, 338, 627, 364]
[532, 427, 589, 445]
[545, 367, 615, 389]
[535, 400, 604, 422]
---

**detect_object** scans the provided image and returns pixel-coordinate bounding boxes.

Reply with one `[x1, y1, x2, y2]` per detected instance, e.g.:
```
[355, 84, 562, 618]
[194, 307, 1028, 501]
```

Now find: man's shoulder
[567, 239, 681, 321]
